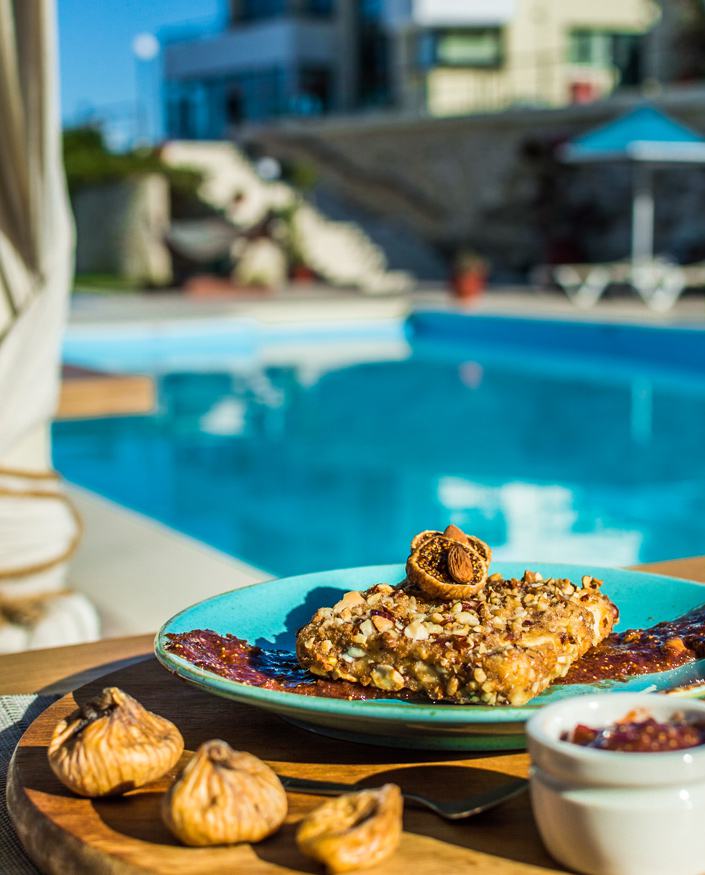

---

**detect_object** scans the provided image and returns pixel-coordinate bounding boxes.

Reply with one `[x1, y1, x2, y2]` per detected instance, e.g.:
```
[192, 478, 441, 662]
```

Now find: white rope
[0, 469, 99, 653]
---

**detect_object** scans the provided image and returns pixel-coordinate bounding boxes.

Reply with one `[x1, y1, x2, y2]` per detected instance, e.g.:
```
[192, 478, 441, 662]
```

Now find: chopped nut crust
[296, 572, 618, 706]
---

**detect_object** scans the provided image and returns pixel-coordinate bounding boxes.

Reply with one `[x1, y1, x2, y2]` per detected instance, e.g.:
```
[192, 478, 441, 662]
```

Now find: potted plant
[290, 262, 316, 283]
[451, 251, 489, 301]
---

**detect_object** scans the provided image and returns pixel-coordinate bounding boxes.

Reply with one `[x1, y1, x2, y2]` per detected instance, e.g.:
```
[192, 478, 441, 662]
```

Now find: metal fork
[278, 774, 528, 821]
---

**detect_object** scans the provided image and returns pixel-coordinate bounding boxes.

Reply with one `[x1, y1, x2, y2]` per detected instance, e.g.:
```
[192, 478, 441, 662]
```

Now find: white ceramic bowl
[526, 693, 705, 875]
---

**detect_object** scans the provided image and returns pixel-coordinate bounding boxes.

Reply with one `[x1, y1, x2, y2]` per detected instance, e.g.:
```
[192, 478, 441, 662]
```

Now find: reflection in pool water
[54, 321, 705, 576]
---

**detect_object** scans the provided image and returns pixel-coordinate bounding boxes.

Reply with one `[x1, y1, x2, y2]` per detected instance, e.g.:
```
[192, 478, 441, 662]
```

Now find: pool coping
[67, 484, 268, 638]
[62, 306, 705, 382]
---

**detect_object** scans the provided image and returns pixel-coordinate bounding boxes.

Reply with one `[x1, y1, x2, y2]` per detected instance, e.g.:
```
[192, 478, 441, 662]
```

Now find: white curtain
[0, 0, 99, 651]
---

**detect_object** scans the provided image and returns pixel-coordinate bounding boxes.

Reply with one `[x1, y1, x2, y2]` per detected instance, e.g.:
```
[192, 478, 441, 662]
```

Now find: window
[232, 0, 333, 21]
[226, 89, 244, 126]
[612, 33, 642, 86]
[304, 0, 334, 15]
[242, 68, 289, 120]
[568, 30, 611, 67]
[238, 0, 287, 22]
[568, 30, 642, 76]
[420, 28, 503, 69]
[213, 68, 290, 123]
[165, 84, 199, 139]
[173, 97, 194, 138]
[292, 67, 332, 115]
[360, 0, 384, 20]
[166, 70, 292, 137]
[357, 1, 392, 107]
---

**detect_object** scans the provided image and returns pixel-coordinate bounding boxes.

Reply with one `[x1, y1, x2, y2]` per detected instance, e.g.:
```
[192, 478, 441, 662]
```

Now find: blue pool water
[54, 313, 705, 576]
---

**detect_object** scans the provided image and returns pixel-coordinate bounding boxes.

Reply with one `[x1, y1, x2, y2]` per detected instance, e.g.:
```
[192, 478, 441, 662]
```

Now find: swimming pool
[54, 312, 705, 576]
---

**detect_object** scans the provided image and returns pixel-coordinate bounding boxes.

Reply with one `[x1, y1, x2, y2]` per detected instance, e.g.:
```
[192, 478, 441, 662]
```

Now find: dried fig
[162, 739, 287, 846]
[410, 525, 492, 563]
[409, 529, 443, 551]
[47, 686, 184, 797]
[296, 784, 402, 873]
[407, 532, 488, 600]
[461, 535, 492, 564]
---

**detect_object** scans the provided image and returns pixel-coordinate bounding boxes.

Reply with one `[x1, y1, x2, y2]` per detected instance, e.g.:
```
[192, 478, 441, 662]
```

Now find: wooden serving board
[7, 656, 564, 875]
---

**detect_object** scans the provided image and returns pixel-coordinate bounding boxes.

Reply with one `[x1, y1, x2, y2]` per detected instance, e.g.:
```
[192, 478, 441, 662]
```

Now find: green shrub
[63, 126, 203, 202]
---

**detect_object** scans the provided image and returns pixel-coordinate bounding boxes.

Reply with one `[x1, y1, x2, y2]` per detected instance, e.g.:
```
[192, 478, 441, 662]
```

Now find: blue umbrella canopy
[561, 106, 705, 268]
[563, 105, 705, 164]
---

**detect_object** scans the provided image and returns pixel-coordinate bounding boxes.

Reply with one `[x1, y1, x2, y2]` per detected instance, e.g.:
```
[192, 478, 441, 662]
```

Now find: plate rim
[154, 562, 705, 726]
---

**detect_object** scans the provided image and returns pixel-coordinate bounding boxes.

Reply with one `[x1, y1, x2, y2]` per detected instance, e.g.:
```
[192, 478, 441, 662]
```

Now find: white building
[162, 0, 656, 138]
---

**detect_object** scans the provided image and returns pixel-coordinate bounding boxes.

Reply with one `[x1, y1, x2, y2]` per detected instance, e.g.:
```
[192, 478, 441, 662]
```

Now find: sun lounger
[552, 262, 630, 308]
[630, 259, 686, 312]
[551, 258, 696, 312]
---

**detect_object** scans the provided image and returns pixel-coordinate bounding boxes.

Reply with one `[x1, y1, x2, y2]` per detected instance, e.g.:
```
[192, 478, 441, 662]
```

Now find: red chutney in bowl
[563, 708, 705, 753]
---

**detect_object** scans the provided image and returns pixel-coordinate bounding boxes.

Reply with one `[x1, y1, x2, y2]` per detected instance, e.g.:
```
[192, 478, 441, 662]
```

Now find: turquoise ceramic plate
[155, 563, 705, 751]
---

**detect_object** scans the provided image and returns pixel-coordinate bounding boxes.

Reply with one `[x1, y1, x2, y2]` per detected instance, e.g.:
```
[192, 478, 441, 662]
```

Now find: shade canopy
[559, 105, 705, 272]
[0, 0, 99, 652]
[562, 105, 705, 164]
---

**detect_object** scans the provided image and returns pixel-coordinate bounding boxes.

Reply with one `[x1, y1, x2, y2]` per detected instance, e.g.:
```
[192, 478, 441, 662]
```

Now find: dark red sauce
[166, 602, 705, 703]
[563, 709, 705, 752]
[165, 630, 419, 701]
[559, 603, 705, 685]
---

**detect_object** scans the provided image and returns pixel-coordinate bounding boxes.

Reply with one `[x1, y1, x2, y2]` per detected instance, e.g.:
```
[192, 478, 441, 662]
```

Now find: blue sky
[58, 0, 223, 144]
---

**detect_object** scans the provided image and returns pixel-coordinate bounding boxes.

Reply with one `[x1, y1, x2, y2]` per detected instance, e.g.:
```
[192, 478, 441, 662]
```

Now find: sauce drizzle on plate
[165, 630, 419, 701]
[559, 603, 705, 685]
[166, 602, 705, 702]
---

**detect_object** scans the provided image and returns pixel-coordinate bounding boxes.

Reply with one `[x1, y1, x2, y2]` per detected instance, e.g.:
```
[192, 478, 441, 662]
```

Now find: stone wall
[73, 174, 173, 286]
[249, 88, 705, 279]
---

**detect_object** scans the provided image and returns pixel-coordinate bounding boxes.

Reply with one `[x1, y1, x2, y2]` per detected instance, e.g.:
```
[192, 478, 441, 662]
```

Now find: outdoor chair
[551, 257, 692, 312]
[552, 261, 630, 309]
[558, 106, 705, 313]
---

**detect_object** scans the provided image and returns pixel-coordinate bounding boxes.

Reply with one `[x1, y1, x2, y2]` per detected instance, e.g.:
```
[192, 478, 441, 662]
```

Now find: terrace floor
[68, 486, 266, 638]
[69, 283, 705, 328]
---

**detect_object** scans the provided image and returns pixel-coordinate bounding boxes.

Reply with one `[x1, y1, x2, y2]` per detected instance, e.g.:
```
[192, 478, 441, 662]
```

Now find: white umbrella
[0, 0, 98, 651]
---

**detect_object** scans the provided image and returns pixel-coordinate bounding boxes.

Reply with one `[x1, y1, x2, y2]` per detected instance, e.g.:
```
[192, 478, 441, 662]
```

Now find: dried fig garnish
[162, 739, 287, 846]
[407, 528, 488, 601]
[409, 529, 443, 551]
[296, 784, 402, 873]
[410, 525, 492, 564]
[47, 686, 184, 797]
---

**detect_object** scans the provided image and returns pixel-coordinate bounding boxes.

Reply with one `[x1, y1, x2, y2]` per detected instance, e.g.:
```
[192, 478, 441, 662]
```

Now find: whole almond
[447, 544, 476, 584]
[443, 524, 467, 543]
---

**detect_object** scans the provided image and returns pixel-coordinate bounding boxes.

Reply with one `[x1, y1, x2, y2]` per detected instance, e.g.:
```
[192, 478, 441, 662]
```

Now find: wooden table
[3, 555, 705, 875]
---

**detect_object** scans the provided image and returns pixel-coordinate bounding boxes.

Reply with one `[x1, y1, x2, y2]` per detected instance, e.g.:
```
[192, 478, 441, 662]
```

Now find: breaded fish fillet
[296, 571, 617, 706]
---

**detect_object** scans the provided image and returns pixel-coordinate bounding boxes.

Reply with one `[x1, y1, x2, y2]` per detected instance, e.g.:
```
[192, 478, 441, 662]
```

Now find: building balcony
[163, 18, 337, 82]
